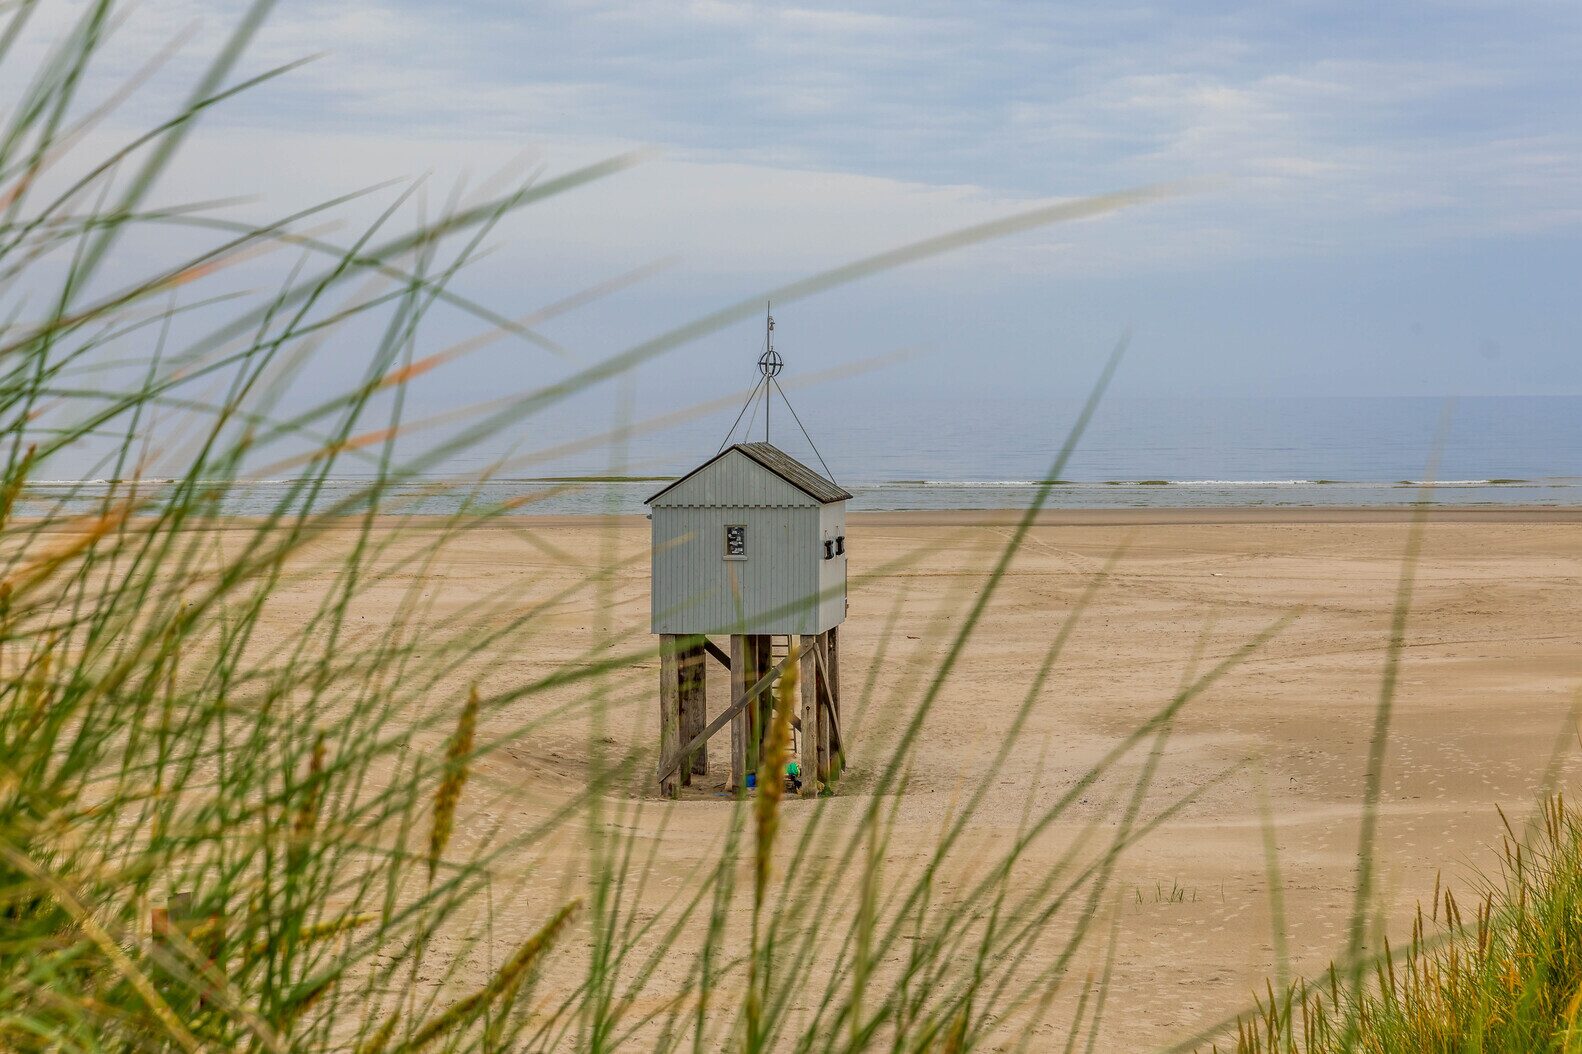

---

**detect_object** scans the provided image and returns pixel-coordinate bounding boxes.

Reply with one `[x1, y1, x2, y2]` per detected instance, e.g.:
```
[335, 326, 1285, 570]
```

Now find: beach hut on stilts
[648, 307, 849, 799]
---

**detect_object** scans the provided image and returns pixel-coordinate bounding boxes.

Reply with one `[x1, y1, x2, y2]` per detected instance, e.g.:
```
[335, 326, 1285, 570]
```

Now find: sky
[8, 0, 1582, 439]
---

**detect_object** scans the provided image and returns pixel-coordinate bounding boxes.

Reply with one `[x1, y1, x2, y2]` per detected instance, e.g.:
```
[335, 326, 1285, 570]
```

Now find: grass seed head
[428, 685, 479, 882]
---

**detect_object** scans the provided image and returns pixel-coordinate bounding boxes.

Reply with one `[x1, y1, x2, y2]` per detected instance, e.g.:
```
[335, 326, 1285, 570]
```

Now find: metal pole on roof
[765, 304, 770, 442]
[757, 302, 781, 444]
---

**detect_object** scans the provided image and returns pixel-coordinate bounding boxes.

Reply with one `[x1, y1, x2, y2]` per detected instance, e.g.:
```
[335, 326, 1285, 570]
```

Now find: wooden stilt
[798, 634, 819, 796]
[758, 636, 773, 758]
[815, 632, 832, 783]
[729, 634, 748, 790]
[827, 625, 843, 776]
[679, 641, 707, 782]
[745, 635, 763, 775]
[658, 627, 842, 796]
[656, 650, 795, 787]
[658, 634, 680, 799]
[751, 635, 771, 772]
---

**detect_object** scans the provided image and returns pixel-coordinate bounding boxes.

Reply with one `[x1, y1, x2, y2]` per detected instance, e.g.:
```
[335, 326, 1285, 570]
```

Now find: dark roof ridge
[645, 442, 851, 505]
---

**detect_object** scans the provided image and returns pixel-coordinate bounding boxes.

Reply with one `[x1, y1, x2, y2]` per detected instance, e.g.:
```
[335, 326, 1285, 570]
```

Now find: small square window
[724, 524, 747, 559]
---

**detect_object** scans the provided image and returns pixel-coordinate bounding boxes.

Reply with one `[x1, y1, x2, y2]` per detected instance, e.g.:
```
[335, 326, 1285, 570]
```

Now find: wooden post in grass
[658, 635, 680, 799]
[798, 634, 820, 796]
[678, 640, 707, 783]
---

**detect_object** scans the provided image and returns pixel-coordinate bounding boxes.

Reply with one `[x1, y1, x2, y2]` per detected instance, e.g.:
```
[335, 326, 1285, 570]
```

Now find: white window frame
[723, 523, 747, 561]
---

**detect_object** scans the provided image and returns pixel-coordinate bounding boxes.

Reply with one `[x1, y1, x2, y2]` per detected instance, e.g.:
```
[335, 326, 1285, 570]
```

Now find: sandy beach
[254, 508, 1581, 1049]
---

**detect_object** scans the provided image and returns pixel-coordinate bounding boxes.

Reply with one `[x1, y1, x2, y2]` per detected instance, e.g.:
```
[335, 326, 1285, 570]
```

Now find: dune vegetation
[1, 4, 1576, 1052]
[1216, 796, 1582, 1054]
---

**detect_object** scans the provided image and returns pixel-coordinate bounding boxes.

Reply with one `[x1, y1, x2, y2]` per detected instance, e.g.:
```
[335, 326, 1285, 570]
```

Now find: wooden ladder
[769, 634, 791, 671]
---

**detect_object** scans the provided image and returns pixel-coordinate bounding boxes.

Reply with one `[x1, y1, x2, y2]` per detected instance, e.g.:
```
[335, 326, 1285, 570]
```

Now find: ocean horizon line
[20, 475, 1580, 489]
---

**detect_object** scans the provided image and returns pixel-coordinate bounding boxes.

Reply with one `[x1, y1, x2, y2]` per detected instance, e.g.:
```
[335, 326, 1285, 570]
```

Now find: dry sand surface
[255, 509, 1581, 1050]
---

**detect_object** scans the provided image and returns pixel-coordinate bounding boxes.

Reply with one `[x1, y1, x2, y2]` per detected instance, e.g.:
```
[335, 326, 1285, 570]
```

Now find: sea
[18, 395, 1582, 517]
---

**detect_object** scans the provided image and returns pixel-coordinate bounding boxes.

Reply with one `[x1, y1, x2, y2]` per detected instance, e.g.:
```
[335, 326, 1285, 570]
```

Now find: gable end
[646, 443, 851, 507]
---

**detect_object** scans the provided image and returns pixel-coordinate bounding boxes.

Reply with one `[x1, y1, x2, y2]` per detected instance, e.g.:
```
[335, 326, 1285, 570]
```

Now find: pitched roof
[644, 442, 852, 506]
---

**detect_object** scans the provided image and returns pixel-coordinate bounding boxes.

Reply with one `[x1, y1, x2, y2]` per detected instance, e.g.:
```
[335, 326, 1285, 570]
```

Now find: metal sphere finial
[758, 347, 783, 378]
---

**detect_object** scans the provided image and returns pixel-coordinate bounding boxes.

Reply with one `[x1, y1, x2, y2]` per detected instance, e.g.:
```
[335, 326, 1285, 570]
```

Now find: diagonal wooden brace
[703, 638, 731, 670]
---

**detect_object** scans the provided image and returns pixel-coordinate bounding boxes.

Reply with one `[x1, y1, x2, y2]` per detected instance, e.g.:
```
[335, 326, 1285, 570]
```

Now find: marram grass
[0, 2, 1565, 1053]
[0, 4, 1202, 1050]
[1215, 795, 1582, 1054]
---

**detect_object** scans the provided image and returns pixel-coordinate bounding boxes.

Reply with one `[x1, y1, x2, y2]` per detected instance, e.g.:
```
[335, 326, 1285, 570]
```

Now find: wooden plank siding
[818, 500, 847, 631]
[650, 448, 845, 636]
